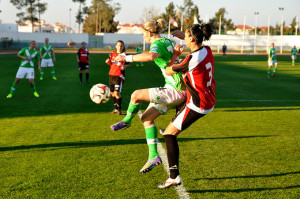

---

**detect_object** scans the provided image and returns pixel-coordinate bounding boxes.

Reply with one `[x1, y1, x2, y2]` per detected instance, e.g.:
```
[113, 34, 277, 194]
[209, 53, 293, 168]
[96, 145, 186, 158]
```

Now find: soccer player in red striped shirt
[77, 42, 90, 84]
[157, 24, 215, 189]
[105, 40, 130, 115]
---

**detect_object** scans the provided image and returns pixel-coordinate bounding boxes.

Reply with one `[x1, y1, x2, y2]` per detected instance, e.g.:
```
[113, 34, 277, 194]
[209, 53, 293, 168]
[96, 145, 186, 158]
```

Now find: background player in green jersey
[40, 38, 56, 80]
[291, 45, 297, 66]
[7, 40, 40, 98]
[135, 42, 143, 66]
[111, 18, 186, 174]
[267, 43, 278, 77]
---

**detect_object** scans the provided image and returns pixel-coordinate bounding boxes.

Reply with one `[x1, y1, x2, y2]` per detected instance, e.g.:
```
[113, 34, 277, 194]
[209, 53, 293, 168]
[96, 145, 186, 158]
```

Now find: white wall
[0, 23, 18, 32]
[0, 32, 88, 44]
[103, 33, 300, 51]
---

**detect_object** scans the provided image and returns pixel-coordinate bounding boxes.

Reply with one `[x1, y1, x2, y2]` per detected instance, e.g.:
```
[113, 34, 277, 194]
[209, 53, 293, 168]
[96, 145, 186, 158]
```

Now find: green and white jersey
[268, 48, 276, 61]
[40, 44, 54, 59]
[18, 47, 40, 68]
[136, 45, 143, 54]
[149, 37, 185, 91]
[291, 48, 297, 56]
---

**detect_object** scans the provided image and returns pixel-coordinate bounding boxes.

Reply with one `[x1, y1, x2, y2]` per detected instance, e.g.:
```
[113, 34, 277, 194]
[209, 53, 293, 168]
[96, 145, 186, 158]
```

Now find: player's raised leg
[110, 89, 149, 131]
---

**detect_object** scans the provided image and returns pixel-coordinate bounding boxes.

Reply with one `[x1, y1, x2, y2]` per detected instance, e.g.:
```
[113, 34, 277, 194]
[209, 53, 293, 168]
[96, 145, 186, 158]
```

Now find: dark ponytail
[188, 23, 213, 44]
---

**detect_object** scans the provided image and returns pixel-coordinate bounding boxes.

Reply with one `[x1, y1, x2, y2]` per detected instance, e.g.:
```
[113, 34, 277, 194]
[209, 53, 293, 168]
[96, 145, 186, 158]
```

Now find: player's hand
[53, 58, 56, 62]
[172, 30, 185, 40]
[115, 55, 126, 62]
[173, 44, 184, 56]
[105, 58, 111, 64]
[38, 66, 41, 72]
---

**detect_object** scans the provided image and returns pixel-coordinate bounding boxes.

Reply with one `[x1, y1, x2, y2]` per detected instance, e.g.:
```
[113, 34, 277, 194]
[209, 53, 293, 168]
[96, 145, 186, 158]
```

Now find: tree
[141, 5, 161, 23]
[208, 7, 234, 34]
[82, 0, 120, 34]
[73, 0, 89, 33]
[10, 0, 47, 32]
[161, 2, 178, 32]
[290, 16, 298, 35]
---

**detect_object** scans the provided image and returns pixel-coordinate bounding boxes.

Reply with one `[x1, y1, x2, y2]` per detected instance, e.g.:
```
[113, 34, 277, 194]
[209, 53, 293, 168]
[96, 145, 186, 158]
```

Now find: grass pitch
[0, 52, 299, 198]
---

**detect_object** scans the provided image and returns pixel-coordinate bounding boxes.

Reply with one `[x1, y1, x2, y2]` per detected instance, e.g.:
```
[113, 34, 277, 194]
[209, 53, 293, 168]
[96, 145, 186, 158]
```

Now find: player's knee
[141, 117, 154, 126]
[130, 90, 140, 103]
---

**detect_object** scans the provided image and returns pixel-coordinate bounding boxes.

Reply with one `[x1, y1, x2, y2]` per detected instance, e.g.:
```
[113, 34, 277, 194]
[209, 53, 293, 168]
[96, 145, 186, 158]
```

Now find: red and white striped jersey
[77, 47, 89, 63]
[108, 51, 126, 78]
[172, 46, 215, 112]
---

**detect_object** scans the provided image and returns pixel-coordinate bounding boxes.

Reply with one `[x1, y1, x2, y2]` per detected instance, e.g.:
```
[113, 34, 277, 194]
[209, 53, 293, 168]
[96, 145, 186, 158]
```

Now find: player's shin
[40, 68, 45, 78]
[145, 125, 159, 159]
[9, 82, 17, 94]
[122, 102, 141, 124]
[164, 134, 180, 179]
[51, 68, 55, 77]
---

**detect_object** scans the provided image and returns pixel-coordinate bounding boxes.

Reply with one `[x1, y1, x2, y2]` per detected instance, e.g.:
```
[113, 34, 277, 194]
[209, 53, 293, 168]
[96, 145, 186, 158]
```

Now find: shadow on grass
[0, 135, 274, 152]
[194, 171, 300, 181]
[222, 107, 300, 112]
[188, 185, 300, 193]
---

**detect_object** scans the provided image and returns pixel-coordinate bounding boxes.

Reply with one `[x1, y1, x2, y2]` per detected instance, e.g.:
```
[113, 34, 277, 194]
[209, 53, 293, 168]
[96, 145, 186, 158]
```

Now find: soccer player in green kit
[267, 43, 278, 77]
[7, 40, 40, 98]
[136, 42, 143, 66]
[111, 18, 186, 174]
[40, 38, 56, 80]
[291, 45, 297, 66]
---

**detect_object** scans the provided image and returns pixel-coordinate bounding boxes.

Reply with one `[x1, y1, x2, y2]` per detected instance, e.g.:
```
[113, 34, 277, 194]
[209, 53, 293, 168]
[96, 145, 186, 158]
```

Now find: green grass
[0, 53, 299, 198]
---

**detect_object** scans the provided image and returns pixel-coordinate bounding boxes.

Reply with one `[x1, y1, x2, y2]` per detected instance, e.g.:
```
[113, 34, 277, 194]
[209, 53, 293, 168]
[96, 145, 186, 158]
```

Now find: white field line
[137, 110, 190, 199]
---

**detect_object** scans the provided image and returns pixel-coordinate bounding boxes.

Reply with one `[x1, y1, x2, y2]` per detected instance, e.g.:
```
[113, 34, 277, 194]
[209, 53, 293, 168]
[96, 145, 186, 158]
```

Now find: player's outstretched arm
[115, 52, 159, 63]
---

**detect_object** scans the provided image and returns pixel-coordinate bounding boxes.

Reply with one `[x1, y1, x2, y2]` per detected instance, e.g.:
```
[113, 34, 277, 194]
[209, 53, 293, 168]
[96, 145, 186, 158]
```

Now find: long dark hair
[187, 24, 213, 44]
[116, 40, 126, 53]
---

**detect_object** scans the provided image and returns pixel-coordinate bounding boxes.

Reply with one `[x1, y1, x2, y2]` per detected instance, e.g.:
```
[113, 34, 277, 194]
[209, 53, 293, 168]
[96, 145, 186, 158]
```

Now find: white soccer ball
[89, 83, 111, 104]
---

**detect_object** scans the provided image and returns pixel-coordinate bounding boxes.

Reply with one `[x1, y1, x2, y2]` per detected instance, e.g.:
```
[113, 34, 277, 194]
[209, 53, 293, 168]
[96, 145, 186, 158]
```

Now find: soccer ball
[89, 83, 111, 104]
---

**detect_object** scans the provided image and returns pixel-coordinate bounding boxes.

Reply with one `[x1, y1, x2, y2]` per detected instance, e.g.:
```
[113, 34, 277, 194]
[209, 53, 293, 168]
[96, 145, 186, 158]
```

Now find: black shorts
[172, 106, 205, 131]
[109, 75, 124, 92]
[78, 62, 89, 70]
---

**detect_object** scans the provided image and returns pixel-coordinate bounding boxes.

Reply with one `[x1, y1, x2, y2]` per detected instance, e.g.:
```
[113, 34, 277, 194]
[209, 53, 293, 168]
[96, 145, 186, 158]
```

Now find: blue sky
[0, 0, 299, 29]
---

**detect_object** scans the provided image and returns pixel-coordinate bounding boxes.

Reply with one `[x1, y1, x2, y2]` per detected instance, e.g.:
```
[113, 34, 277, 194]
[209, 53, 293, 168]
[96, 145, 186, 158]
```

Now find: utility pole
[279, 7, 284, 54]
[254, 12, 259, 54]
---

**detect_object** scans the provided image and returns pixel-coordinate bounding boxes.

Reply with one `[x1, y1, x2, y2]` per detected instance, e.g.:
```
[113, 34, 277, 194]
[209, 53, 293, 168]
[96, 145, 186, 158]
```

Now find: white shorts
[291, 55, 297, 60]
[148, 86, 187, 115]
[16, 67, 34, 79]
[41, 58, 54, 67]
[268, 59, 277, 66]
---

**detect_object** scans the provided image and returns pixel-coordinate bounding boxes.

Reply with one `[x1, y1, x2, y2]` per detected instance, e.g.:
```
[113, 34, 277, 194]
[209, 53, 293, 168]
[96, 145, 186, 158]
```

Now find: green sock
[122, 102, 141, 124]
[51, 68, 55, 77]
[9, 82, 16, 95]
[40, 68, 45, 78]
[272, 67, 277, 75]
[292, 60, 295, 64]
[30, 83, 37, 92]
[145, 125, 158, 159]
[267, 68, 271, 76]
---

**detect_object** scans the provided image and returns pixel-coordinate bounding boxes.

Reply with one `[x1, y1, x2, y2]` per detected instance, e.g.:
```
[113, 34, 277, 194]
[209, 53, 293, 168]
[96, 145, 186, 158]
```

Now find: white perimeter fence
[1, 31, 300, 52]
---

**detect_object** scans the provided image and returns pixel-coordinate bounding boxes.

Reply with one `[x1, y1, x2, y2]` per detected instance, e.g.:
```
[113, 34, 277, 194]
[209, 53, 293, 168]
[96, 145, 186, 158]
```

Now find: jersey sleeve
[149, 44, 160, 54]
[172, 55, 192, 73]
[18, 48, 25, 55]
